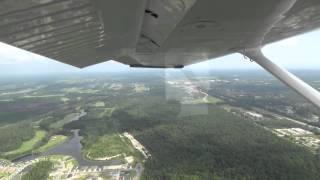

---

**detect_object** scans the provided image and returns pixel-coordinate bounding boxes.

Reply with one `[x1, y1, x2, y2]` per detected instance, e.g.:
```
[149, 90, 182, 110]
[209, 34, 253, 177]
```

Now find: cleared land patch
[85, 134, 140, 161]
[62, 87, 99, 94]
[191, 95, 223, 104]
[22, 94, 65, 98]
[92, 101, 105, 107]
[134, 84, 149, 93]
[88, 107, 115, 119]
[60, 97, 70, 103]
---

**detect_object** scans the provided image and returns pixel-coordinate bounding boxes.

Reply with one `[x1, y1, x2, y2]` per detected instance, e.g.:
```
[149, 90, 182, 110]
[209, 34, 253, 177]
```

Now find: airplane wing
[1, 0, 320, 108]
[0, 0, 319, 68]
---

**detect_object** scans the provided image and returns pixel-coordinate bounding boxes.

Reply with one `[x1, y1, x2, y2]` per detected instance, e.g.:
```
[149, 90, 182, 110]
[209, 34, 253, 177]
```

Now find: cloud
[0, 42, 50, 65]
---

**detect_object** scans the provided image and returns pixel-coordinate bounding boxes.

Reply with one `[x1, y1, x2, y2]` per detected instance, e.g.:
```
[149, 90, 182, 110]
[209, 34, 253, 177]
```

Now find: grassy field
[60, 97, 70, 103]
[86, 134, 137, 160]
[191, 95, 223, 104]
[134, 84, 149, 92]
[4, 130, 46, 156]
[22, 94, 65, 98]
[37, 135, 68, 152]
[50, 113, 80, 129]
[205, 95, 223, 103]
[88, 107, 115, 119]
[103, 108, 115, 117]
[93, 101, 105, 107]
[62, 87, 99, 94]
[0, 172, 10, 179]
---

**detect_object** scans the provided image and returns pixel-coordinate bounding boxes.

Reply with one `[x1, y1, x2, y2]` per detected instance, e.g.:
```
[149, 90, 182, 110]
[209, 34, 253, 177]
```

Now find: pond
[14, 130, 121, 166]
[13, 110, 121, 166]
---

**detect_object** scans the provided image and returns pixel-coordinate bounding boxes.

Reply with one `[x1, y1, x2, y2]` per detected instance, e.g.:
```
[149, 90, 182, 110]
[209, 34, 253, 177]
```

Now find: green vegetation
[62, 87, 99, 94]
[88, 108, 115, 119]
[60, 97, 69, 103]
[104, 108, 115, 117]
[64, 157, 78, 169]
[205, 95, 223, 104]
[135, 84, 148, 92]
[3, 130, 46, 159]
[191, 95, 223, 104]
[85, 133, 137, 160]
[23, 94, 64, 98]
[0, 172, 10, 179]
[38, 109, 77, 132]
[0, 123, 34, 152]
[129, 171, 137, 179]
[0, 97, 61, 124]
[1, 72, 320, 179]
[48, 155, 78, 172]
[21, 160, 53, 180]
[257, 118, 303, 128]
[110, 100, 320, 180]
[65, 104, 141, 162]
[93, 101, 105, 107]
[50, 113, 80, 129]
[37, 135, 67, 152]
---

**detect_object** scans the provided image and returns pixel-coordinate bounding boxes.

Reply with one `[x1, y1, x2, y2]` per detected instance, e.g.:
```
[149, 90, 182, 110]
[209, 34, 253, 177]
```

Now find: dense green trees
[21, 160, 53, 180]
[64, 107, 116, 152]
[112, 102, 320, 180]
[66, 96, 320, 179]
[2, 72, 320, 179]
[0, 98, 61, 124]
[0, 122, 34, 152]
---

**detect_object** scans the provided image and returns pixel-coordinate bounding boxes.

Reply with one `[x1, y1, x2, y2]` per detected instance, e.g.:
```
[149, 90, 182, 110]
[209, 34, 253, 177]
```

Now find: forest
[0, 122, 34, 152]
[1, 72, 320, 179]
[114, 103, 320, 179]
[21, 160, 53, 180]
[67, 96, 320, 180]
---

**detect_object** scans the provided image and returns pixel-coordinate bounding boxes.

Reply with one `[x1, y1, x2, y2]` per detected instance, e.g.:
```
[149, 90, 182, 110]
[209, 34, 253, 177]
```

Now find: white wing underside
[1, 0, 320, 68]
[2, 0, 320, 108]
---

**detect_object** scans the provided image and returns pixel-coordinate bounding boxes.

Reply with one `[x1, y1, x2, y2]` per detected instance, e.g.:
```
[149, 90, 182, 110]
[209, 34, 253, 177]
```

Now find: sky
[0, 29, 319, 74]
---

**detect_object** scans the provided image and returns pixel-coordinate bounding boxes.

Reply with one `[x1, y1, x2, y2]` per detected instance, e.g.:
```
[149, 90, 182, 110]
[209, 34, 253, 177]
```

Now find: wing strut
[242, 48, 320, 109]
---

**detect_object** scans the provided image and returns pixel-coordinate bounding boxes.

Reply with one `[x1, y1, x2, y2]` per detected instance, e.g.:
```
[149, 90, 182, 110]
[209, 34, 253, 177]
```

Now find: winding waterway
[13, 111, 121, 166]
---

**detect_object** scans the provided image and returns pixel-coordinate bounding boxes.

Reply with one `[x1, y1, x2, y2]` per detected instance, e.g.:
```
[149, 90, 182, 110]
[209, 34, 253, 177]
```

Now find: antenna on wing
[240, 49, 253, 62]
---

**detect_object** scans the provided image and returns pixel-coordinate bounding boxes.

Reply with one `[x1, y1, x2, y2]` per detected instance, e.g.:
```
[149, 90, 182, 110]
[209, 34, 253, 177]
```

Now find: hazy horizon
[1, 29, 320, 75]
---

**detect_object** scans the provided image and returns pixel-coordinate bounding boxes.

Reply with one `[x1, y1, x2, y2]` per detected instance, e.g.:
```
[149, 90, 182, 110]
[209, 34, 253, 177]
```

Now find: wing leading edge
[1, 0, 320, 108]
[0, 0, 320, 68]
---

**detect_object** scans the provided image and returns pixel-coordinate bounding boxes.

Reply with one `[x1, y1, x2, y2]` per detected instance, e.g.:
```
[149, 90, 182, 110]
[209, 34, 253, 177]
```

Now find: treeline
[112, 101, 320, 180]
[0, 122, 34, 152]
[21, 160, 53, 180]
